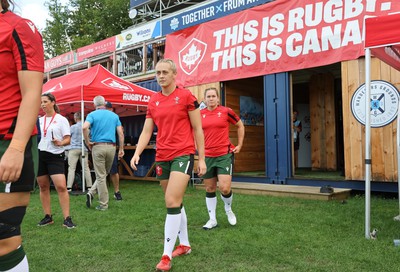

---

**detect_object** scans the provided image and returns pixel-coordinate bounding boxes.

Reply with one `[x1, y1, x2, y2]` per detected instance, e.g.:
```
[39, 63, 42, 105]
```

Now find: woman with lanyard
[37, 93, 76, 229]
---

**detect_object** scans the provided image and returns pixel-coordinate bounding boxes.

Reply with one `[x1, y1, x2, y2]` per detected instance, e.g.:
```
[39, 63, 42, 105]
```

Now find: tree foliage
[42, 0, 70, 59]
[42, 0, 132, 59]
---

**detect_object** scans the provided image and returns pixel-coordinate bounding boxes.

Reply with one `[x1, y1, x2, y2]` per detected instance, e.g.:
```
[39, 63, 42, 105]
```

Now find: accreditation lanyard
[43, 113, 56, 138]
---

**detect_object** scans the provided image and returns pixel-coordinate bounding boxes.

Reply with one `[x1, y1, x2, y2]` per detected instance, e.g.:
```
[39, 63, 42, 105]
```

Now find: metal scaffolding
[129, 0, 204, 25]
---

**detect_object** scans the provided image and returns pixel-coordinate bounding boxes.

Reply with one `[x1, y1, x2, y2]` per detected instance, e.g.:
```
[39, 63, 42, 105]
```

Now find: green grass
[23, 181, 400, 271]
[234, 169, 345, 180]
[294, 168, 345, 180]
[234, 171, 265, 177]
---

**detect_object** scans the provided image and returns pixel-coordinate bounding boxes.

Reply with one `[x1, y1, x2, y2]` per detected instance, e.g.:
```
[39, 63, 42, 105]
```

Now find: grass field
[22, 180, 400, 271]
[234, 168, 346, 180]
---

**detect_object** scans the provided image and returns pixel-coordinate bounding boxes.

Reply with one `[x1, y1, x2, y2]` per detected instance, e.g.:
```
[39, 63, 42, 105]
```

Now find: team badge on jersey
[156, 165, 162, 176]
[174, 96, 180, 104]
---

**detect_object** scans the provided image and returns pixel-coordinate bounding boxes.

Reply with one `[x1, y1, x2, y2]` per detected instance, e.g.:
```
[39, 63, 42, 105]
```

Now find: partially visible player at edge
[0, 0, 44, 271]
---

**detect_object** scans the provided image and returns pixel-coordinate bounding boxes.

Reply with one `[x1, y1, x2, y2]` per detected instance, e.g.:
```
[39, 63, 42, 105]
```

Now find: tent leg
[365, 48, 372, 239]
[395, 91, 400, 221]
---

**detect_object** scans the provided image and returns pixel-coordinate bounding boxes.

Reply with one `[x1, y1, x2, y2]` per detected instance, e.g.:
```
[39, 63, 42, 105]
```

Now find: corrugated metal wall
[135, 79, 161, 92]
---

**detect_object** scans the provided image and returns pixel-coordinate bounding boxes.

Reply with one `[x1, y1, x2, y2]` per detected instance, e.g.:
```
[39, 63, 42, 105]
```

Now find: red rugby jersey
[201, 105, 240, 157]
[146, 87, 199, 161]
[0, 10, 44, 139]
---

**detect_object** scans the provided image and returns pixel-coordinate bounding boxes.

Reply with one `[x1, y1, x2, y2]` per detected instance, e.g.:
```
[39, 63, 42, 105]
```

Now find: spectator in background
[293, 109, 302, 169]
[0, 1, 44, 270]
[66, 112, 93, 192]
[105, 101, 122, 201]
[37, 93, 76, 229]
[130, 59, 206, 271]
[83, 96, 124, 211]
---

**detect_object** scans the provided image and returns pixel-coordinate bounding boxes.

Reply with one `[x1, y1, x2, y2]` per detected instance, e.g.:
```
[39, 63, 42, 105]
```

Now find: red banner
[165, 0, 400, 87]
[76, 36, 115, 62]
[44, 51, 74, 73]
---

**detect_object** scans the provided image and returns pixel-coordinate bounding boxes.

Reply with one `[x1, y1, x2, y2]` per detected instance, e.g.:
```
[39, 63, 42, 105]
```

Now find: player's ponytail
[1, 0, 10, 10]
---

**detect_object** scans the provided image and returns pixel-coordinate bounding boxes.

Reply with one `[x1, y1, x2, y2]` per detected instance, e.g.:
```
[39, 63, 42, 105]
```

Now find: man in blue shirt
[66, 112, 93, 191]
[105, 102, 123, 201]
[83, 96, 124, 211]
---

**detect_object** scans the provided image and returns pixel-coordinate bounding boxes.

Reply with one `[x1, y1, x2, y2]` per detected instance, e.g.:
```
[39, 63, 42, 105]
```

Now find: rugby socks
[177, 205, 190, 246]
[0, 245, 29, 272]
[205, 192, 217, 221]
[163, 207, 181, 259]
[221, 190, 233, 212]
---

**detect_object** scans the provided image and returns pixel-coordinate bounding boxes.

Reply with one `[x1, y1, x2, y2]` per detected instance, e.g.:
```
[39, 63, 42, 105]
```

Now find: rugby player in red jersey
[0, 1, 44, 271]
[200, 87, 245, 230]
[130, 59, 206, 271]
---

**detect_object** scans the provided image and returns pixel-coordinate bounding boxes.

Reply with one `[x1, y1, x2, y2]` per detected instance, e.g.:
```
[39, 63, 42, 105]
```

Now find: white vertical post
[159, 0, 162, 36]
[365, 48, 372, 239]
[81, 98, 86, 192]
[397, 99, 400, 219]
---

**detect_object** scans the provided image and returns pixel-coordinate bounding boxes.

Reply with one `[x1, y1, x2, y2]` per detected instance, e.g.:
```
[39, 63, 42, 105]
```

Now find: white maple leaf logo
[101, 78, 132, 91]
[108, 80, 129, 90]
[170, 17, 179, 30]
[182, 44, 201, 69]
[46, 83, 63, 93]
[179, 38, 207, 75]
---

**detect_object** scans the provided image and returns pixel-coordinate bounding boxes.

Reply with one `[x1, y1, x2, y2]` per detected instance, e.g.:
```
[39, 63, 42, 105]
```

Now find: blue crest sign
[351, 80, 400, 128]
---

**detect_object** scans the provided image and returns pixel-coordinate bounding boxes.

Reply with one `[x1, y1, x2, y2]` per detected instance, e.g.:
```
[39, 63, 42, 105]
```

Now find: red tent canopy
[364, 12, 400, 238]
[365, 13, 400, 71]
[42, 64, 155, 117]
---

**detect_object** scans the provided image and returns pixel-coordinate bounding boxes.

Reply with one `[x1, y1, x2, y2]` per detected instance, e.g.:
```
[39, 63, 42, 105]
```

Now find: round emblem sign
[351, 80, 400, 128]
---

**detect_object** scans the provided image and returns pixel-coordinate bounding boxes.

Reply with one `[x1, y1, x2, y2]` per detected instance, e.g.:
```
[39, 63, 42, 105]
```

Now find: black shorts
[0, 136, 38, 193]
[109, 153, 118, 175]
[38, 151, 65, 176]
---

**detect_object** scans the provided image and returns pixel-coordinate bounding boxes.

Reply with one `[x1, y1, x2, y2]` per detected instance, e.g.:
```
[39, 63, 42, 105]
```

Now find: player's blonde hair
[156, 59, 177, 74]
